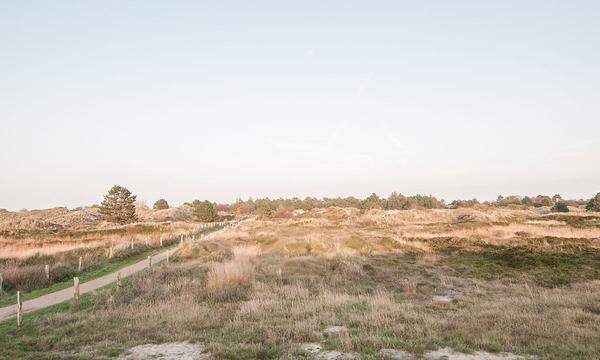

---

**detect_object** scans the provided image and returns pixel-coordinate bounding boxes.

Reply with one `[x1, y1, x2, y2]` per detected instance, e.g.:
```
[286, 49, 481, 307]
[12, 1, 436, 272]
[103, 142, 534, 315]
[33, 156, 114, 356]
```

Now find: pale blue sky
[1, 1, 599, 210]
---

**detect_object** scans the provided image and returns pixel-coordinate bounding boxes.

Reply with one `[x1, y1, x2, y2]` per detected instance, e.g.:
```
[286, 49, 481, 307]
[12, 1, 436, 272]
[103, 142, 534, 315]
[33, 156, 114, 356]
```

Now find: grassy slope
[1, 215, 599, 359]
[0, 225, 224, 307]
[0, 246, 166, 307]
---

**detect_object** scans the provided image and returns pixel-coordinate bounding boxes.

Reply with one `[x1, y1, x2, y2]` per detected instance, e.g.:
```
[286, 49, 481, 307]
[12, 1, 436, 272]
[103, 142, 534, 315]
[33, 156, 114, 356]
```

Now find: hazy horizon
[2, 1, 599, 211]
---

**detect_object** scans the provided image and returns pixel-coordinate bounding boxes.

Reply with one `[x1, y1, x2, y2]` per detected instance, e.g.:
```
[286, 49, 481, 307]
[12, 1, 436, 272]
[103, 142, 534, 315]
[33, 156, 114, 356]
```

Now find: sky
[1, 1, 599, 210]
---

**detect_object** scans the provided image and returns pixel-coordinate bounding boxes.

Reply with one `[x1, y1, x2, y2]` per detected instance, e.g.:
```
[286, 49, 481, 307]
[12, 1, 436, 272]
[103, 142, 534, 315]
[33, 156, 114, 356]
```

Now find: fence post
[180, 234, 184, 246]
[0, 272, 3, 294]
[116, 272, 122, 290]
[72, 277, 80, 308]
[78, 256, 83, 272]
[159, 236, 163, 247]
[131, 238, 134, 250]
[109, 246, 114, 259]
[147, 256, 152, 268]
[45, 264, 50, 280]
[166, 252, 170, 263]
[16, 291, 22, 328]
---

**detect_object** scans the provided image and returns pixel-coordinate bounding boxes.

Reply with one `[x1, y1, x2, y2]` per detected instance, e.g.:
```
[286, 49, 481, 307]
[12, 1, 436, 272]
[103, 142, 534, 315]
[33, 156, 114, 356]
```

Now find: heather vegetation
[1, 207, 599, 359]
[1, 190, 600, 359]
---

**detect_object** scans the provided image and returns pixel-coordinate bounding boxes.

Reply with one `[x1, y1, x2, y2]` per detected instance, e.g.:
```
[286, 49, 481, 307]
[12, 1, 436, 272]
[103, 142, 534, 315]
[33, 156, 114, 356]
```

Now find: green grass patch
[441, 244, 600, 287]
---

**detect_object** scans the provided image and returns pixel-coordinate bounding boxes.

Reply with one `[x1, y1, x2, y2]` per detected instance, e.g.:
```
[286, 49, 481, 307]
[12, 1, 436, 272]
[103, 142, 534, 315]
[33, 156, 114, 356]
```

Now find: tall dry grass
[0, 222, 202, 259]
[205, 245, 261, 301]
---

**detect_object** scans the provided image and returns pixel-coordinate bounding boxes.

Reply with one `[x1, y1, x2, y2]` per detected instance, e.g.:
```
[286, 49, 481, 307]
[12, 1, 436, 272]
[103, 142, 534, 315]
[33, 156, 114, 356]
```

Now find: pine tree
[98, 185, 138, 224]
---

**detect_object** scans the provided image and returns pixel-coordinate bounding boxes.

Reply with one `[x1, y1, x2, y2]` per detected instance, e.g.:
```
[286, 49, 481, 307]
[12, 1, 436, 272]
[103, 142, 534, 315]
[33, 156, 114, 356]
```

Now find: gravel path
[0, 248, 176, 322]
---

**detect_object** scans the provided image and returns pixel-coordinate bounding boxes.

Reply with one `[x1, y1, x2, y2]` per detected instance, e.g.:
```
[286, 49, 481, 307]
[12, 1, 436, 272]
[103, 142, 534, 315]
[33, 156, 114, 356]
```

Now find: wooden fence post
[109, 246, 114, 259]
[180, 234, 184, 246]
[159, 236, 163, 247]
[131, 238, 134, 250]
[116, 272, 122, 290]
[72, 277, 80, 308]
[16, 291, 22, 328]
[78, 256, 83, 272]
[147, 256, 152, 268]
[0, 272, 3, 294]
[45, 264, 50, 280]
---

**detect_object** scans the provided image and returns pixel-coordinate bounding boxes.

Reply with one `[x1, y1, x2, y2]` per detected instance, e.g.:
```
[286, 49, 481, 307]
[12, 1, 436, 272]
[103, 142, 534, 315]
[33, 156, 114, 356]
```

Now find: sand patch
[117, 342, 209, 360]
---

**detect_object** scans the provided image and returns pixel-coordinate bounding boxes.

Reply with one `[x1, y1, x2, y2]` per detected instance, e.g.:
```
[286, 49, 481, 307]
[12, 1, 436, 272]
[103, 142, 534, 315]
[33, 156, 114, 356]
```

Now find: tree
[191, 200, 218, 222]
[586, 193, 600, 212]
[552, 194, 562, 203]
[255, 198, 275, 217]
[153, 199, 169, 210]
[361, 193, 384, 210]
[386, 192, 407, 210]
[551, 202, 569, 213]
[98, 185, 138, 224]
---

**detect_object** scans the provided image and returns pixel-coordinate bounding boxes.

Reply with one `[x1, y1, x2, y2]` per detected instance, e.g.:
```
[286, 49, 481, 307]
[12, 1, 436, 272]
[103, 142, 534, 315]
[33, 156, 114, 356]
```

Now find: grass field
[1, 208, 599, 359]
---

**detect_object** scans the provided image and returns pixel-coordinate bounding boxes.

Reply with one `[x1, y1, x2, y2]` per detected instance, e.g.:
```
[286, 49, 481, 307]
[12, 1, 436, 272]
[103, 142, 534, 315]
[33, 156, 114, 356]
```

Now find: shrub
[551, 202, 569, 213]
[4, 265, 49, 292]
[153, 199, 169, 210]
[98, 185, 138, 224]
[192, 200, 218, 222]
[521, 196, 533, 206]
[255, 199, 276, 217]
[586, 193, 600, 212]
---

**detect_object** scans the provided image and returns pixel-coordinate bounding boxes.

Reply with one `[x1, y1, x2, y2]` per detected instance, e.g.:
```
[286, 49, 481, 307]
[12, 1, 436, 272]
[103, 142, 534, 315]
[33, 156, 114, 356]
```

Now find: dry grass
[206, 246, 261, 294]
[0, 222, 201, 259]
[2, 207, 599, 359]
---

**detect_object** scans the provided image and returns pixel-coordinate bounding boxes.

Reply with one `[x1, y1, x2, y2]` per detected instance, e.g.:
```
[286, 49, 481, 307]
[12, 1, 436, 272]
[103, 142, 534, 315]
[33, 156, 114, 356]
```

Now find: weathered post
[159, 236, 163, 247]
[0, 272, 3, 294]
[16, 291, 22, 328]
[45, 264, 50, 281]
[116, 272, 122, 290]
[131, 238, 134, 250]
[147, 256, 152, 268]
[180, 234, 184, 246]
[109, 246, 114, 259]
[78, 256, 83, 272]
[72, 277, 80, 308]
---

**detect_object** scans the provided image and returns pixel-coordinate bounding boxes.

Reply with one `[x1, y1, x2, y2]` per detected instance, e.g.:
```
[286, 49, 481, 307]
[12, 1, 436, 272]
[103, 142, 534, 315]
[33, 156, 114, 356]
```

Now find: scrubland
[1, 207, 599, 359]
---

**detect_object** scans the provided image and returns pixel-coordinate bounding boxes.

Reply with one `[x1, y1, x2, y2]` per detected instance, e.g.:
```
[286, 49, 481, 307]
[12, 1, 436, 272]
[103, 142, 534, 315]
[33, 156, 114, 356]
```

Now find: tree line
[97, 185, 600, 223]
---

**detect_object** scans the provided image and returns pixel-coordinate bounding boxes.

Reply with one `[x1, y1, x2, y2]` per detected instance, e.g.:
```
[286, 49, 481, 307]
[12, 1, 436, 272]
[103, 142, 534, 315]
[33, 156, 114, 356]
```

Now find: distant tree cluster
[228, 192, 445, 218]
[493, 193, 594, 209]
[96, 186, 600, 224]
[448, 198, 480, 209]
